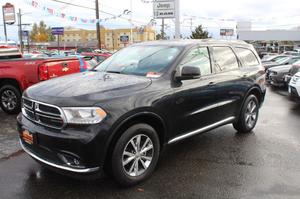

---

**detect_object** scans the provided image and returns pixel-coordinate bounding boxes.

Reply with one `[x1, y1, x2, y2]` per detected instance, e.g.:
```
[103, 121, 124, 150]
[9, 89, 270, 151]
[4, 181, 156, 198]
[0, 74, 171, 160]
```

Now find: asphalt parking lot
[0, 87, 300, 199]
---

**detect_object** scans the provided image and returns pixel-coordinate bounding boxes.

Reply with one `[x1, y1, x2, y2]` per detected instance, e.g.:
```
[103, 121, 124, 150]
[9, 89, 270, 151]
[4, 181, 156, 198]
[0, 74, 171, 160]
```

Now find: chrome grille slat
[35, 108, 61, 117]
[36, 113, 63, 120]
[22, 97, 65, 129]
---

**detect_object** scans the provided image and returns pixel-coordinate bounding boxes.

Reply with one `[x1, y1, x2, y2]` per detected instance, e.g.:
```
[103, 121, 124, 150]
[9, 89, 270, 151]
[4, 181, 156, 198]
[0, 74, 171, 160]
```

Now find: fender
[102, 110, 168, 164]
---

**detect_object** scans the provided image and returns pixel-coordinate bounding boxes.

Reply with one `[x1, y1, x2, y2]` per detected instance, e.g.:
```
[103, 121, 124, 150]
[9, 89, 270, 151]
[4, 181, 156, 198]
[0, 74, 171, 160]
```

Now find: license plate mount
[22, 130, 34, 145]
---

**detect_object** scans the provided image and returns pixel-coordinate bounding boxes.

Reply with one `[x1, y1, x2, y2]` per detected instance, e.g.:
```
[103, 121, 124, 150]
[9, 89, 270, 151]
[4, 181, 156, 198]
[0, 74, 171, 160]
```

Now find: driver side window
[179, 47, 212, 76]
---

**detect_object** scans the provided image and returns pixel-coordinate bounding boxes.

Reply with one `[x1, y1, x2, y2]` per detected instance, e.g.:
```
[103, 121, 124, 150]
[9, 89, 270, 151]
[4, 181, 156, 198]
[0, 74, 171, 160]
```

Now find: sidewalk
[0, 110, 21, 160]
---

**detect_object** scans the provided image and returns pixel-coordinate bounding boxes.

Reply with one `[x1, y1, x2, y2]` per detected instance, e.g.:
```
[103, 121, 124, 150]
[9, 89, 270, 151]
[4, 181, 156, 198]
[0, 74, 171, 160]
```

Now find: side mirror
[176, 66, 201, 81]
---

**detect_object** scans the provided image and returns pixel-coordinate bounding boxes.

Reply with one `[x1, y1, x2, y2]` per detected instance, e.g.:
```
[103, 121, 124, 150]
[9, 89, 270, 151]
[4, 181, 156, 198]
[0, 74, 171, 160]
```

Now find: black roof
[133, 39, 252, 48]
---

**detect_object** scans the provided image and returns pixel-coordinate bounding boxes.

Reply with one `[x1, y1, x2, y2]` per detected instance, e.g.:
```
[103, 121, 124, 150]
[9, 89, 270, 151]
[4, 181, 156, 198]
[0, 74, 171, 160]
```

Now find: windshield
[95, 45, 181, 77]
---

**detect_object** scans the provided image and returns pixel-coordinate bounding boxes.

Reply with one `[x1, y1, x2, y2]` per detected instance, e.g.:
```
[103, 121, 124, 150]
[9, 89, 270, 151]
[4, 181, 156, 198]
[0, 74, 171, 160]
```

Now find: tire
[111, 123, 160, 186]
[233, 94, 259, 133]
[0, 85, 21, 114]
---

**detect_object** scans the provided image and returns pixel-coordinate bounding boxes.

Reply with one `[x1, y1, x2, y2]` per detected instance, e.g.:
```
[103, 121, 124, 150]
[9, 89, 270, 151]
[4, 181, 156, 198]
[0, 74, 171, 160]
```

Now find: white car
[289, 72, 300, 100]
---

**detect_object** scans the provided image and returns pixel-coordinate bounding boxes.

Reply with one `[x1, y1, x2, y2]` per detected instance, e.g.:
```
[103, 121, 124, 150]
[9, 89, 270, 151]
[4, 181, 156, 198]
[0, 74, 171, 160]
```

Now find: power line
[49, 0, 94, 10]
[49, 0, 116, 16]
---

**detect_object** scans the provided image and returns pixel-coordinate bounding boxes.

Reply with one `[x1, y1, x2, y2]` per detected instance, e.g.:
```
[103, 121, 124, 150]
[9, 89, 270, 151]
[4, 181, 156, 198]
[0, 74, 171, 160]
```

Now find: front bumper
[20, 139, 99, 173]
[17, 113, 112, 174]
[267, 74, 285, 87]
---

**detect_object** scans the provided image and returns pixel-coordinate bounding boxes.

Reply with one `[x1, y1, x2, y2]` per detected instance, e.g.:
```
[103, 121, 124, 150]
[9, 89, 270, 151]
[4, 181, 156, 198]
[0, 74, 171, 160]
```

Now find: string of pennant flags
[27, 0, 130, 24]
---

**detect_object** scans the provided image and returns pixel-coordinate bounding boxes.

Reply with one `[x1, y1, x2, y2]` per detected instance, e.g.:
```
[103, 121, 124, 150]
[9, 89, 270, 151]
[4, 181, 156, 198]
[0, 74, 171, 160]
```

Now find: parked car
[288, 72, 300, 100]
[81, 52, 111, 63]
[261, 54, 288, 63]
[263, 56, 300, 71]
[23, 53, 51, 59]
[0, 45, 22, 59]
[283, 62, 300, 84]
[282, 51, 300, 56]
[265, 61, 300, 87]
[0, 46, 88, 114]
[18, 40, 266, 186]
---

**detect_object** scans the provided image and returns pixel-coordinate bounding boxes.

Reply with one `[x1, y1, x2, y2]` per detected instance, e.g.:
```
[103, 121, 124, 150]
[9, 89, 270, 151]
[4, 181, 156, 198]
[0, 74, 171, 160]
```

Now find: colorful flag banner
[27, 0, 126, 24]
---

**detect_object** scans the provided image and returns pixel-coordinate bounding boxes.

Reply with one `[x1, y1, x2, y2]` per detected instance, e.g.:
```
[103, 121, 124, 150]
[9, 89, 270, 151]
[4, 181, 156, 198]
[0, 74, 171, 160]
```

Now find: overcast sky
[1, 0, 300, 41]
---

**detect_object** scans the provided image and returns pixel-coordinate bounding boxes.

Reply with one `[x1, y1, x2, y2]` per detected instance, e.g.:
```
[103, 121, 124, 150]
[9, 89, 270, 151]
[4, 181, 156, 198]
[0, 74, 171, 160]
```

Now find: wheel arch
[103, 111, 167, 170]
[0, 78, 22, 93]
[235, 85, 263, 121]
[246, 85, 264, 106]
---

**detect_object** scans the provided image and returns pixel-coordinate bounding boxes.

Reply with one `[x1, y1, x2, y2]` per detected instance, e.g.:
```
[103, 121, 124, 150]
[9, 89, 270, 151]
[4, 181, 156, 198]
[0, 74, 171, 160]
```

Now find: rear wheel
[233, 94, 259, 133]
[111, 123, 160, 186]
[0, 85, 21, 114]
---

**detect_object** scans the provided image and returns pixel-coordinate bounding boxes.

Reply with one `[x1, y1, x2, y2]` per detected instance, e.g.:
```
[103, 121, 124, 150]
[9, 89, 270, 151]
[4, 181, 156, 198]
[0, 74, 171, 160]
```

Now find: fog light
[58, 153, 82, 167]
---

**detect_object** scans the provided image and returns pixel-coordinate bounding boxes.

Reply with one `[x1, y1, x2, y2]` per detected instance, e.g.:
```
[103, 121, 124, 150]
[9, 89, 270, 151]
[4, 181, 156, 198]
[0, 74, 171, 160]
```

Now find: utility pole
[174, 0, 180, 39]
[161, 18, 164, 39]
[18, 9, 23, 53]
[95, 0, 101, 49]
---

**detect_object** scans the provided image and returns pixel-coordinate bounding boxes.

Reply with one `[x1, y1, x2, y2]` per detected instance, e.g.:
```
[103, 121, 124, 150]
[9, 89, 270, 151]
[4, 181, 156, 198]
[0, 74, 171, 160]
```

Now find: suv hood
[24, 71, 152, 106]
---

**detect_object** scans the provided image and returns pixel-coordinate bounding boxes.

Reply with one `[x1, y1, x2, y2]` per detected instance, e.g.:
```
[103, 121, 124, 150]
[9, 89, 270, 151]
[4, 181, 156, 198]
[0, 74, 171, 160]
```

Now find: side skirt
[168, 116, 236, 144]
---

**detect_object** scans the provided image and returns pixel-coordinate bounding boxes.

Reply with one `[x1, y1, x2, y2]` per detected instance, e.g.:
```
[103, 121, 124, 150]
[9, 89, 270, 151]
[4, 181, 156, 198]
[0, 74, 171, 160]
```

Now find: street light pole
[95, 0, 101, 49]
[2, 6, 7, 42]
[130, 0, 133, 44]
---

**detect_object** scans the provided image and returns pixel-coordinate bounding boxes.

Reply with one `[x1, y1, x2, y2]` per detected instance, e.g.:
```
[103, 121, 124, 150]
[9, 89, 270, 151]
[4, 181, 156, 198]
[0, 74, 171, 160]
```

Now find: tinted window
[212, 47, 239, 72]
[180, 47, 211, 75]
[236, 48, 259, 66]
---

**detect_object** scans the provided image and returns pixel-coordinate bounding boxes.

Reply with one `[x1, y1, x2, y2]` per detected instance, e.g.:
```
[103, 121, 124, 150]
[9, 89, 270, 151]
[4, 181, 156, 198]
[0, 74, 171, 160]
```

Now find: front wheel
[0, 85, 21, 114]
[233, 95, 259, 133]
[111, 123, 160, 186]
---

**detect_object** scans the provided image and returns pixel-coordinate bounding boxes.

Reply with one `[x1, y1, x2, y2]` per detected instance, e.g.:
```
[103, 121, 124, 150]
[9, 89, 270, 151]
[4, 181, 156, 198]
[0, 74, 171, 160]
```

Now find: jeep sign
[153, 0, 175, 19]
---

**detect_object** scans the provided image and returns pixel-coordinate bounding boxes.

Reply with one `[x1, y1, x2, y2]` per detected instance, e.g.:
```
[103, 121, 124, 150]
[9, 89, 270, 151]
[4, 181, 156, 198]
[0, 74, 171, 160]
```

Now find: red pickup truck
[0, 46, 87, 114]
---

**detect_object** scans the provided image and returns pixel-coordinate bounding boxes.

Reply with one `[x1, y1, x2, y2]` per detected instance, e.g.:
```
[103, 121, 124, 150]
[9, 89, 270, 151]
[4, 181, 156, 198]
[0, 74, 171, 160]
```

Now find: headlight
[62, 107, 107, 124]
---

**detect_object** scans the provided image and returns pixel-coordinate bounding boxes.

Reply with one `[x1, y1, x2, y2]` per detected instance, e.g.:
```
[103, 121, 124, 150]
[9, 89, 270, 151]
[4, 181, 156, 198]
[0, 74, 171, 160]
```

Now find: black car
[18, 40, 266, 186]
[266, 64, 294, 87]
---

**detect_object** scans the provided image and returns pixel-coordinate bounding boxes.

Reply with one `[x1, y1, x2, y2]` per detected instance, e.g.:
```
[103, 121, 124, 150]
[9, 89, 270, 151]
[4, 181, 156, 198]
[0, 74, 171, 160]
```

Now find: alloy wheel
[245, 100, 258, 129]
[122, 134, 154, 177]
[1, 89, 17, 111]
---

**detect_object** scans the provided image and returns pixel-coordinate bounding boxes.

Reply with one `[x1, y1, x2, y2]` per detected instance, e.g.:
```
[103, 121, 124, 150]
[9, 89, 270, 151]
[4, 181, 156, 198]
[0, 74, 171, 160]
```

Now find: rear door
[208, 46, 245, 120]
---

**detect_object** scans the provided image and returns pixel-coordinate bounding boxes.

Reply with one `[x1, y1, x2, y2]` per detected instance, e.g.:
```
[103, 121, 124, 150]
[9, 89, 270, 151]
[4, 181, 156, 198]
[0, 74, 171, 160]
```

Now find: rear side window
[235, 48, 259, 67]
[212, 47, 239, 72]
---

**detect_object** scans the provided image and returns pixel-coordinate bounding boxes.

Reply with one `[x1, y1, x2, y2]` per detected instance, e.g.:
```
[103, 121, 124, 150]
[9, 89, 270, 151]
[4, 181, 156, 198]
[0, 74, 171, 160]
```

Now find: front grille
[22, 98, 65, 129]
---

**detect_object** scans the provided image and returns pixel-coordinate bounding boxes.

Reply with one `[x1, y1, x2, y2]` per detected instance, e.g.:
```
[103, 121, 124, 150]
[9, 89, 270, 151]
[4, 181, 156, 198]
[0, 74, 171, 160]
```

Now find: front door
[171, 46, 223, 140]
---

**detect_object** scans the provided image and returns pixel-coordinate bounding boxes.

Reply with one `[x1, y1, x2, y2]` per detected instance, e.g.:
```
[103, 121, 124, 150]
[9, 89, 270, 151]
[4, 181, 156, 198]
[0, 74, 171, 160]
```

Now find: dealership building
[237, 21, 300, 52]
